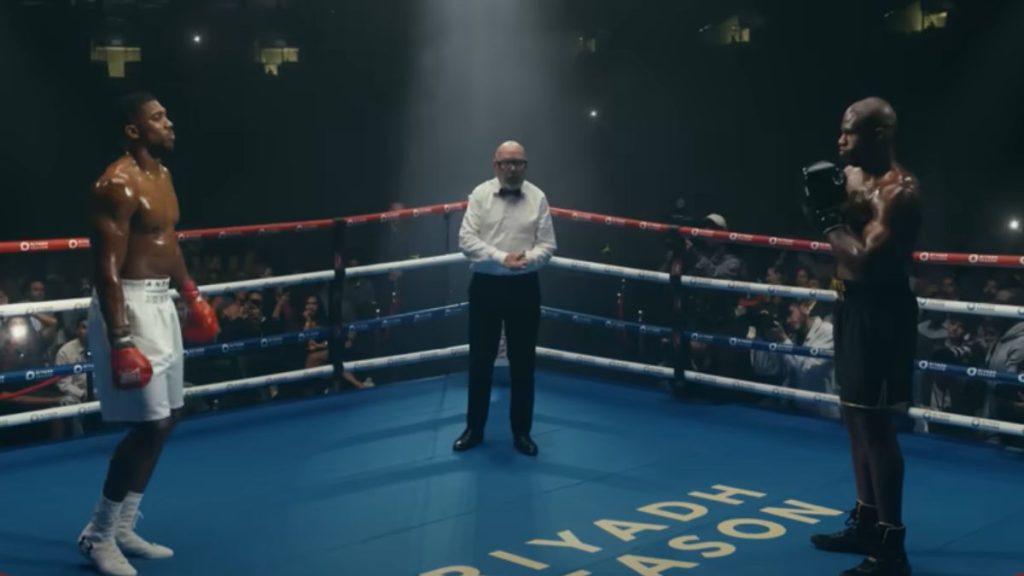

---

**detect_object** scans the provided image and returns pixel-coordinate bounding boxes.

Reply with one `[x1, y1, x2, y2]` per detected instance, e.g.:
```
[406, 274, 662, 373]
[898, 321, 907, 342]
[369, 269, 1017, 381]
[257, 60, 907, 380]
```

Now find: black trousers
[466, 272, 541, 435]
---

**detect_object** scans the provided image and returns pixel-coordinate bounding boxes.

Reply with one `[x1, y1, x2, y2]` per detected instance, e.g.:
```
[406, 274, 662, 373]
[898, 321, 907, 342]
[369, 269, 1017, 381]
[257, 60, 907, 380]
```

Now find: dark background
[1, 0, 1022, 256]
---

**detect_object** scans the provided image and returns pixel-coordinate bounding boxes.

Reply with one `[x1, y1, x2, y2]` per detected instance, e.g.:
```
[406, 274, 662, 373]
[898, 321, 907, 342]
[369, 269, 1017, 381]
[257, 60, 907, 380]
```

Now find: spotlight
[192, 34, 202, 44]
[1010, 218, 1021, 232]
[588, 109, 599, 119]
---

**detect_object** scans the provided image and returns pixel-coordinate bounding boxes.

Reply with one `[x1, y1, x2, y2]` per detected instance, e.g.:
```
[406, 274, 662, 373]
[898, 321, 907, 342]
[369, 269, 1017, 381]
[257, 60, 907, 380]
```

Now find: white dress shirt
[458, 178, 557, 275]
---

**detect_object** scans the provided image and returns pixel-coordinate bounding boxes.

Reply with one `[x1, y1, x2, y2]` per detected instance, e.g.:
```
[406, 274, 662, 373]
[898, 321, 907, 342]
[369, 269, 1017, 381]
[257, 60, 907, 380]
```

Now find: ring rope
[535, 347, 1024, 438]
[3, 203, 1023, 269]
[0, 344, 471, 429]
[0, 305, 470, 399]
[548, 256, 1024, 319]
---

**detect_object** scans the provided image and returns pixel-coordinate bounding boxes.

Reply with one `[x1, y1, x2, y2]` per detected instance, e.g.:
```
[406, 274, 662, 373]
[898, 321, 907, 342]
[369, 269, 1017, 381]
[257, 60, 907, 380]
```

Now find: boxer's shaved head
[838, 96, 897, 166]
[847, 97, 898, 134]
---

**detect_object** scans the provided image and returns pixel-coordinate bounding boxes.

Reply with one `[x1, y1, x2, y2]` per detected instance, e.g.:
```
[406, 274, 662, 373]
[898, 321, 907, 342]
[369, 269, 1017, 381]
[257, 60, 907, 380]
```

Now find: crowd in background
[2, 210, 1024, 451]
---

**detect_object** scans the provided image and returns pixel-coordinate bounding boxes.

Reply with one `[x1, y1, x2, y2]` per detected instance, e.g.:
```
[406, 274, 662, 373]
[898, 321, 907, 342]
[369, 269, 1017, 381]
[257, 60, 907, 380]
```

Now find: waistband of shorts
[831, 278, 912, 298]
[120, 278, 171, 293]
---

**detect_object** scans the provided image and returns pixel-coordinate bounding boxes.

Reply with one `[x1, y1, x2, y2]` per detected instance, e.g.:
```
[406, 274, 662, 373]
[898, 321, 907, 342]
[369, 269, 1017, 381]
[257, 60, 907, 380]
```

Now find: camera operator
[750, 300, 837, 418]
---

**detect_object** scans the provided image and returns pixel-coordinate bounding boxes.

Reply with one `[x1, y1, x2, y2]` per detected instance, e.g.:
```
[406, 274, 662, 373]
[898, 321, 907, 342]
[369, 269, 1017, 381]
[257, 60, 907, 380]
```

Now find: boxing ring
[1, 204, 1023, 576]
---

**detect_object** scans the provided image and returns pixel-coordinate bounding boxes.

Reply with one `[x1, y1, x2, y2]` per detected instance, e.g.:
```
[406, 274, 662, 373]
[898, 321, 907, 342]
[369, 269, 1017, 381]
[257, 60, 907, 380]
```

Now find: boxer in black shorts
[802, 97, 922, 576]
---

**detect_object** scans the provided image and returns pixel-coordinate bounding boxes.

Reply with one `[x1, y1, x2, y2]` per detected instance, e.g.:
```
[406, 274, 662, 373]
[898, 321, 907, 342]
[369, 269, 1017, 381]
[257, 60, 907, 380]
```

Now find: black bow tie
[498, 187, 522, 198]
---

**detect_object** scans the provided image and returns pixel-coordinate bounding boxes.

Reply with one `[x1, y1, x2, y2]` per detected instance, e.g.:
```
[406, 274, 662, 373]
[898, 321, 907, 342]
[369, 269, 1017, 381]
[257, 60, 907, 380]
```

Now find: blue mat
[1, 370, 1022, 576]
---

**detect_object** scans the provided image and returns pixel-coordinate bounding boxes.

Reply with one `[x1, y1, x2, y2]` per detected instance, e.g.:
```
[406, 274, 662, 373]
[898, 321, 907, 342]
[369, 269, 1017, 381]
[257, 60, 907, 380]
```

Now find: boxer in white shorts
[88, 279, 185, 423]
[77, 92, 219, 576]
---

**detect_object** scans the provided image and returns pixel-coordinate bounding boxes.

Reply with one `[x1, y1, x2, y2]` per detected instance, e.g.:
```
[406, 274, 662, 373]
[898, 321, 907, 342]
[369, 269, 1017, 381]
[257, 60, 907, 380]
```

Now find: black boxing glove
[802, 160, 848, 235]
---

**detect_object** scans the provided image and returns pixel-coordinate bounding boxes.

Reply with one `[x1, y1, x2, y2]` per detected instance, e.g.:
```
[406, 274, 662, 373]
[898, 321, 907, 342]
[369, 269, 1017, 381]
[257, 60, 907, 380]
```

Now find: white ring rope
[535, 347, 1024, 438]
[0, 346, 471, 429]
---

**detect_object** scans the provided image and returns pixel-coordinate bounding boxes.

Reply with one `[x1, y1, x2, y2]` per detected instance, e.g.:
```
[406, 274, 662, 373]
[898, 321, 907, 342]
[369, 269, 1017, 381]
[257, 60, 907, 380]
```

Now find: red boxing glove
[111, 343, 153, 390]
[180, 279, 220, 344]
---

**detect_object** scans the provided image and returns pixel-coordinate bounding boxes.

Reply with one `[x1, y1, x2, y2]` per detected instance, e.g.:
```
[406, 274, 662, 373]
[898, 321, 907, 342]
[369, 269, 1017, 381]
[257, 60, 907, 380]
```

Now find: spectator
[684, 214, 746, 338]
[750, 300, 837, 418]
[983, 289, 1024, 446]
[981, 278, 1000, 303]
[270, 287, 298, 332]
[686, 214, 743, 281]
[938, 275, 959, 301]
[54, 317, 90, 437]
[794, 268, 811, 288]
[22, 279, 60, 361]
[921, 317, 985, 436]
[296, 295, 331, 396]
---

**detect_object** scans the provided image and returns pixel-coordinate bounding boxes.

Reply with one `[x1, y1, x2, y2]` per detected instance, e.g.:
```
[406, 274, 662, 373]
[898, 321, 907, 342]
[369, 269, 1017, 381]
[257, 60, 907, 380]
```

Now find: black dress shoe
[453, 428, 482, 452]
[513, 435, 538, 456]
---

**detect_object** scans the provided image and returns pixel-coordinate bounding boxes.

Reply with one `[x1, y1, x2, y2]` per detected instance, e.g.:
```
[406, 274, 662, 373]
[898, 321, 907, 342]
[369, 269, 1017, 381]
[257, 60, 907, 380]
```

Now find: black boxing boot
[841, 523, 911, 576]
[811, 501, 878, 554]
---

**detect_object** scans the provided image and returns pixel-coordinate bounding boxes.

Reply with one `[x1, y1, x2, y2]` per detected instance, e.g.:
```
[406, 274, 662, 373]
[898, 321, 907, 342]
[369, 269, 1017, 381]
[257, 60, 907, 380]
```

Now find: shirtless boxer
[803, 97, 922, 575]
[77, 92, 219, 576]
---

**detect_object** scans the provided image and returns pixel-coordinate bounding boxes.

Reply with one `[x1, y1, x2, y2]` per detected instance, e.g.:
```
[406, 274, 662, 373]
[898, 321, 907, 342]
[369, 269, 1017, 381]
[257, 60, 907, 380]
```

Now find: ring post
[669, 232, 690, 397]
[329, 218, 348, 383]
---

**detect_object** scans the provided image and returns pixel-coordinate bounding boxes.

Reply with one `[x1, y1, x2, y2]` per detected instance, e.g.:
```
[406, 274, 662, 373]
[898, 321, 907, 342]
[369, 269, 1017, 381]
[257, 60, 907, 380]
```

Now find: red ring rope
[2, 202, 1022, 268]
